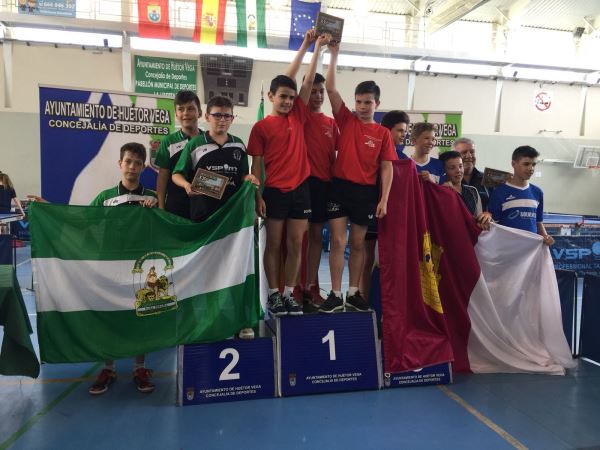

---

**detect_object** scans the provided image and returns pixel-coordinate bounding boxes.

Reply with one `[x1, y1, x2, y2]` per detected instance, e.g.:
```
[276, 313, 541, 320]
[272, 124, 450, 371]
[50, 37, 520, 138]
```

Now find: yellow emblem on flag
[419, 232, 444, 313]
[147, 4, 161, 23]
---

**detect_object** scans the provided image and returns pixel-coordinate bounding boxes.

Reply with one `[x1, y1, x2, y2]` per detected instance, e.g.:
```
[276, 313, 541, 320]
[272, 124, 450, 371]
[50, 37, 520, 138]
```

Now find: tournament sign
[39, 86, 176, 204]
[374, 110, 462, 158]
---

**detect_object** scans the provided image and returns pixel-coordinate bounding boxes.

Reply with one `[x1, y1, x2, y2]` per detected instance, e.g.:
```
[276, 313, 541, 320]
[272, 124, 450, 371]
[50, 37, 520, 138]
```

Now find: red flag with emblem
[138, 0, 171, 39]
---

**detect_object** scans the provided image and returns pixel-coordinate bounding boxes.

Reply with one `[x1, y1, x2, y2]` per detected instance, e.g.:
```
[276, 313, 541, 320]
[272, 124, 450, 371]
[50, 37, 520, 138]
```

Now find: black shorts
[263, 179, 311, 220]
[327, 178, 378, 226]
[308, 177, 331, 223]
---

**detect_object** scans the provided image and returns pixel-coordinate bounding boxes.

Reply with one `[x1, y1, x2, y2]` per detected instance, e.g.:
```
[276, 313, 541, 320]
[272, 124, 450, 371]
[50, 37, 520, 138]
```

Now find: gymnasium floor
[2, 246, 600, 450]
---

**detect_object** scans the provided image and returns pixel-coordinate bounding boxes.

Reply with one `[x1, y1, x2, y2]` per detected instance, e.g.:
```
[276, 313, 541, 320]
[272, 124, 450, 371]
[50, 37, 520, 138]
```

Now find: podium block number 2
[219, 348, 241, 381]
[322, 330, 337, 361]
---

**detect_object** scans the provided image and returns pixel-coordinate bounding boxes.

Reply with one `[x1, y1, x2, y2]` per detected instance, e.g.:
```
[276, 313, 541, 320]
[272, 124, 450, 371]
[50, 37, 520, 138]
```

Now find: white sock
[283, 286, 294, 297]
[333, 290, 342, 298]
[348, 286, 358, 296]
[268, 288, 279, 295]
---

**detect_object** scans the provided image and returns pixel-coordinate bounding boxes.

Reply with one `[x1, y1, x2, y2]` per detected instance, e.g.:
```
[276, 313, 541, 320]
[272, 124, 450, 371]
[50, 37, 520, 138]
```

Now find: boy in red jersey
[248, 32, 329, 317]
[284, 31, 338, 310]
[320, 41, 397, 313]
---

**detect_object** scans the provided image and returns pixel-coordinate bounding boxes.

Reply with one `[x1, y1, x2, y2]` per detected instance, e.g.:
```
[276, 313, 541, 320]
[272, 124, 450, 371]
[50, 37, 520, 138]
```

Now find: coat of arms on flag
[147, 4, 161, 23]
[203, 12, 216, 29]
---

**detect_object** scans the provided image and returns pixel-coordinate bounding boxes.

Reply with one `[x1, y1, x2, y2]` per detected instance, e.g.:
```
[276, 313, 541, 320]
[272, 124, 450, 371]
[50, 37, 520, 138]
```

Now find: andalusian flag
[236, 0, 267, 48]
[30, 184, 261, 363]
[193, 0, 227, 44]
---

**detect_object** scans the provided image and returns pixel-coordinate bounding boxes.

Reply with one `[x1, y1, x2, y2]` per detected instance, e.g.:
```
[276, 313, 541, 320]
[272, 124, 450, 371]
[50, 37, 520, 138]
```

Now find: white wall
[1, 42, 599, 214]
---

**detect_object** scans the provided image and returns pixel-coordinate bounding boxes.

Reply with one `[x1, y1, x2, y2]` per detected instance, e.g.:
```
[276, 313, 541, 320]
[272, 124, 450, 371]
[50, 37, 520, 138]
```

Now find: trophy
[191, 168, 229, 200]
[315, 12, 344, 43]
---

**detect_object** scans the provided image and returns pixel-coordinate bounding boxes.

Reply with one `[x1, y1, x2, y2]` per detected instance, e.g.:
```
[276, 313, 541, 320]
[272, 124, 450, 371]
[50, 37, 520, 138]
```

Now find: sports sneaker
[305, 285, 325, 307]
[292, 285, 304, 307]
[267, 292, 287, 317]
[319, 291, 344, 313]
[133, 367, 155, 393]
[88, 368, 117, 396]
[238, 327, 255, 339]
[283, 294, 303, 316]
[345, 291, 370, 312]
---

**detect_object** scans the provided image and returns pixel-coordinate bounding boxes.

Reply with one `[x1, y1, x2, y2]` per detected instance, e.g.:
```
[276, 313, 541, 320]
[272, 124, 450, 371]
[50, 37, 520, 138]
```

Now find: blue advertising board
[551, 236, 600, 276]
[383, 363, 452, 388]
[178, 337, 276, 405]
[275, 312, 381, 396]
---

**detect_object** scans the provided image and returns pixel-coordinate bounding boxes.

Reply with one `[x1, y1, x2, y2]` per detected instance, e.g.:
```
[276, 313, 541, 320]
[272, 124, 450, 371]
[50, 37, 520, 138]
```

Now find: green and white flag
[30, 183, 261, 363]
[236, 0, 267, 48]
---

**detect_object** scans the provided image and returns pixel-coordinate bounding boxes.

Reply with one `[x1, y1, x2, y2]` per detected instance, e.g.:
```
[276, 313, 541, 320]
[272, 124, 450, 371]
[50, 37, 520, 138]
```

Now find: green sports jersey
[90, 182, 157, 207]
[173, 131, 248, 222]
[154, 129, 201, 218]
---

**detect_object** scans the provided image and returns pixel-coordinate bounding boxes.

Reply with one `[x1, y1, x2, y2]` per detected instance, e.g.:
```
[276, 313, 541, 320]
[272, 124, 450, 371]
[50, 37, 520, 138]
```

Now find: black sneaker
[319, 291, 344, 313]
[268, 292, 287, 317]
[345, 291, 370, 311]
[283, 295, 303, 316]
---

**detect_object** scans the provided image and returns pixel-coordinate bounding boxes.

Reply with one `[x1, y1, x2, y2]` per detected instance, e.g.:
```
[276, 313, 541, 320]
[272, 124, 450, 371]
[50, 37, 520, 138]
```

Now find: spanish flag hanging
[137, 0, 171, 39]
[193, 0, 227, 44]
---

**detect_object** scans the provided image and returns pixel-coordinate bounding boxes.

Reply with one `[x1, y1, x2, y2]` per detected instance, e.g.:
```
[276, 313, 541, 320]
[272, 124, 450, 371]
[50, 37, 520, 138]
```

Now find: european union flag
[288, 0, 321, 51]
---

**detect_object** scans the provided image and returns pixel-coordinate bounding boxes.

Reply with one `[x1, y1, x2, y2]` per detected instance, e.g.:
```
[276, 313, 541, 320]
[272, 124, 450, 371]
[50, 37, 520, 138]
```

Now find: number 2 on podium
[322, 330, 337, 361]
[219, 348, 241, 381]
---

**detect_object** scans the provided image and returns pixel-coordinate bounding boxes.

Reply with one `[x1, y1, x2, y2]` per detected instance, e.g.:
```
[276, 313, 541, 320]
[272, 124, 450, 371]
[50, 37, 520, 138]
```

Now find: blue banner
[288, 0, 321, 51]
[551, 236, 600, 276]
[39, 87, 176, 204]
[18, 0, 76, 17]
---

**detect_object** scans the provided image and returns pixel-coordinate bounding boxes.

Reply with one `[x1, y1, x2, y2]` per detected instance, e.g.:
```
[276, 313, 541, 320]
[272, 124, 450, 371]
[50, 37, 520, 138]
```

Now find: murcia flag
[137, 0, 171, 39]
[193, 0, 227, 44]
[30, 183, 261, 363]
[380, 160, 575, 374]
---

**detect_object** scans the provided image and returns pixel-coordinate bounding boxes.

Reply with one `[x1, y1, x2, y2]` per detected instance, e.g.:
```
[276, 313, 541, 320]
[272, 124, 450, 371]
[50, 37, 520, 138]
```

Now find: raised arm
[299, 34, 329, 104]
[325, 41, 343, 115]
[285, 29, 316, 81]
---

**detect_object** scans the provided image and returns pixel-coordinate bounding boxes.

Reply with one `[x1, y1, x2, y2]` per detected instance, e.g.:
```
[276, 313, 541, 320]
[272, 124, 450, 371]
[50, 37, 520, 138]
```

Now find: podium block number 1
[322, 330, 337, 361]
[219, 348, 241, 381]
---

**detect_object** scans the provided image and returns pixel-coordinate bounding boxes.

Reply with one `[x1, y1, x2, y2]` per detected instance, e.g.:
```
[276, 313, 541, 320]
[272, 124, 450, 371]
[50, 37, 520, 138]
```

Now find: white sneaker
[239, 327, 255, 339]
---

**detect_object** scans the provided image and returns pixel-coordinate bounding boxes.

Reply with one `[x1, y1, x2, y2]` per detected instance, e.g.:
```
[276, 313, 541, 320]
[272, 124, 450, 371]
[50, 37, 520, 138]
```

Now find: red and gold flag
[193, 0, 227, 44]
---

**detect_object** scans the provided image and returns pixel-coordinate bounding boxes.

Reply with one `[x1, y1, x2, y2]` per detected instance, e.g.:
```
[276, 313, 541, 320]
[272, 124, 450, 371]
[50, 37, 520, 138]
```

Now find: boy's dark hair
[411, 122, 435, 140]
[354, 80, 380, 102]
[314, 72, 326, 84]
[206, 95, 234, 113]
[512, 145, 539, 161]
[439, 150, 461, 165]
[120, 142, 146, 161]
[270, 75, 297, 94]
[381, 110, 410, 130]
[301, 72, 326, 85]
[174, 90, 201, 111]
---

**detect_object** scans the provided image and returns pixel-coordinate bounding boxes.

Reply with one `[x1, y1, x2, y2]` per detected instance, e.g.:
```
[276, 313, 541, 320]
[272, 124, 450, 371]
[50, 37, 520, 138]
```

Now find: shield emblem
[384, 373, 391, 387]
[288, 373, 297, 387]
[147, 5, 161, 23]
[186, 387, 195, 401]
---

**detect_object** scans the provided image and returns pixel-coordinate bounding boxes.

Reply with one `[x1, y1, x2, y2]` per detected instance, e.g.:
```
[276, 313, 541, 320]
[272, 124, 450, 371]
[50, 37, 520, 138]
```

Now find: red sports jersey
[304, 111, 337, 181]
[332, 103, 397, 185]
[247, 98, 310, 192]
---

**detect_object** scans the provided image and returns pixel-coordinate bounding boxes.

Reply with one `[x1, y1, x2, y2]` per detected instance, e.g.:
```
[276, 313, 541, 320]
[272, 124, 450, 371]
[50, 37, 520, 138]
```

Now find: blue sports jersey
[414, 156, 444, 184]
[395, 144, 408, 160]
[488, 182, 543, 234]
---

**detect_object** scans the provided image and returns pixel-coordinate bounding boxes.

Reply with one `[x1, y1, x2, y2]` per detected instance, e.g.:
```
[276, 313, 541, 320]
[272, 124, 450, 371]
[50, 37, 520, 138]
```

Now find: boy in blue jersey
[410, 122, 444, 183]
[488, 145, 554, 245]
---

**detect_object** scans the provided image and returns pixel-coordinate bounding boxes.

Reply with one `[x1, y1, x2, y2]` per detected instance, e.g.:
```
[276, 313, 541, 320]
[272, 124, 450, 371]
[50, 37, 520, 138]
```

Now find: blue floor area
[2, 246, 600, 450]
